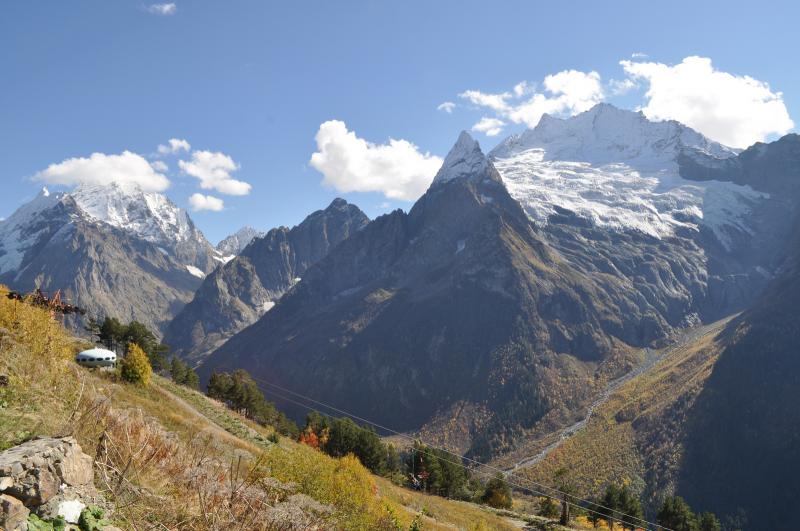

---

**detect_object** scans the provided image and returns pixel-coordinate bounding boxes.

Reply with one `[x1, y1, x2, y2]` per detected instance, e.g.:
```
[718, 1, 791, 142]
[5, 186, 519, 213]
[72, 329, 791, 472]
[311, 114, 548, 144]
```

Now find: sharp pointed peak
[325, 197, 350, 210]
[432, 131, 488, 185]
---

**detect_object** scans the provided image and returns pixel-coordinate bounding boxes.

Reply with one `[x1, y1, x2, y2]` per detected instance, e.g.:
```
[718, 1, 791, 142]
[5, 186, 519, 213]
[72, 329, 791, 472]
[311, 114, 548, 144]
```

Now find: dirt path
[503, 320, 729, 475]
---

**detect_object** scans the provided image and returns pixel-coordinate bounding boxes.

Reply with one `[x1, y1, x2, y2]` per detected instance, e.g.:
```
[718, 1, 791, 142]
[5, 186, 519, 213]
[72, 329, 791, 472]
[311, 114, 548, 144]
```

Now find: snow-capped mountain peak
[432, 131, 490, 184]
[68, 182, 196, 245]
[490, 103, 765, 247]
[491, 103, 738, 167]
[0, 182, 218, 278]
[216, 226, 265, 256]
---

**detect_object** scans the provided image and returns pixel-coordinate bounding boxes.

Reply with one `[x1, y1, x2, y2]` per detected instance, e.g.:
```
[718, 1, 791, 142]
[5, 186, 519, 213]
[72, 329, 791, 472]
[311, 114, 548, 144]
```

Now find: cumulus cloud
[188, 193, 224, 212]
[179, 150, 251, 195]
[33, 151, 170, 192]
[609, 78, 637, 96]
[146, 3, 176, 15]
[472, 117, 505, 137]
[460, 69, 605, 130]
[437, 101, 456, 114]
[620, 56, 794, 148]
[151, 160, 169, 172]
[309, 120, 443, 201]
[157, 138, 191, 155]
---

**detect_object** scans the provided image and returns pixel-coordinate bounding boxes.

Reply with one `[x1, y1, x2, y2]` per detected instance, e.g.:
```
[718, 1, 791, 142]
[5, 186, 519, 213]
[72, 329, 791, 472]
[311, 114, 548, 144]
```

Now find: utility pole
[560, 492, 570, 525]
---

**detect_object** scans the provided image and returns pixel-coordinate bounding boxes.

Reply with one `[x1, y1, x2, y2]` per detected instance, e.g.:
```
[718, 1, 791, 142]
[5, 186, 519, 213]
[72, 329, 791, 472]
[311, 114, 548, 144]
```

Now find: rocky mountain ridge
[0, 183, 220, 334]
[164, 198, 369, 363]
[202, 109, 800, 462]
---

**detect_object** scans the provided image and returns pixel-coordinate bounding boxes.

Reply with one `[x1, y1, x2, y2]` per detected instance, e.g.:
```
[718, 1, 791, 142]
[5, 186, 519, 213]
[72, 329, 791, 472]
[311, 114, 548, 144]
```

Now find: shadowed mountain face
[678, 141, 800, 530]
[202, 118, 800, 462]
[201, 132, 704, 458]
[164, 199, 369, 364]
[0, 184, 219, 334]
[484, 132, 800, 529]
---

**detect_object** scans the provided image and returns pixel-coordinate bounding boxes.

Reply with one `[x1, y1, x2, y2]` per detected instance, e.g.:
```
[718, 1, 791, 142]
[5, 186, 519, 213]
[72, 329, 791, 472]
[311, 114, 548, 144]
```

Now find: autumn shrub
[0, 285, 82, 448]
[481, 474, 513, 509]
[119, 343, 152, 386]
[260, 442, 395, 529]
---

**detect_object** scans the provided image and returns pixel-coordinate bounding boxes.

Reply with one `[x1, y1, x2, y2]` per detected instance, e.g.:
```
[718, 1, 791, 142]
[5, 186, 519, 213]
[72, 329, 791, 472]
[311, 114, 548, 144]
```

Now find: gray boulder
[0, 436, 93, 507]
[0, 494, 29, 531]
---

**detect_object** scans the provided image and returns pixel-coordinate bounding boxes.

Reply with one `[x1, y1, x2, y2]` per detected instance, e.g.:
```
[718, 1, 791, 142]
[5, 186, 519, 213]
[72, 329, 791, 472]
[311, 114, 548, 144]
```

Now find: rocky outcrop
[0, 494, 28, 531]
[165, 198, 369, 364]
[0, 436, 98, 529]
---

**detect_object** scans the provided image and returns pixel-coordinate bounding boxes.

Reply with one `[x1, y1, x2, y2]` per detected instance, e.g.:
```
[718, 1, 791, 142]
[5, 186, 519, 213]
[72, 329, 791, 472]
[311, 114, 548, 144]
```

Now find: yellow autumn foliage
[119, 342, 152, 386]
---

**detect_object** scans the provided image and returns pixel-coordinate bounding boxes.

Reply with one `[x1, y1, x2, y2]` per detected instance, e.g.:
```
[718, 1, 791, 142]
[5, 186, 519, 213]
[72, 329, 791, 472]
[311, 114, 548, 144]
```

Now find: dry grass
[0, 286, 531, 530]
[509, 319, 731, 506]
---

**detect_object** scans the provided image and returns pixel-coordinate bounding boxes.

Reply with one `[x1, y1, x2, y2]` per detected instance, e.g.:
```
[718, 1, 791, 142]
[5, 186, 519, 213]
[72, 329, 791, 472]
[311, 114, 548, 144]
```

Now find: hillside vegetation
[0, 286, 528, 530]
[505, 318, 732, 511]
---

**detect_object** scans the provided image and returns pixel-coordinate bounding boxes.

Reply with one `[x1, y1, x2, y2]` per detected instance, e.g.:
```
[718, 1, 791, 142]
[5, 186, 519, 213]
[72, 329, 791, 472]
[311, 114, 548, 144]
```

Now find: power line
[252, 375, 668, 531]
[256, 383, 655, 530]
[213, 366, 669, 531]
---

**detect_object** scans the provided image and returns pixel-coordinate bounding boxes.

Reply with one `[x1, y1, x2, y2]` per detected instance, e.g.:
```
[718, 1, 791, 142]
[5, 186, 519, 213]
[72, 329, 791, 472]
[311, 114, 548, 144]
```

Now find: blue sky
[1, 0, 798, 243]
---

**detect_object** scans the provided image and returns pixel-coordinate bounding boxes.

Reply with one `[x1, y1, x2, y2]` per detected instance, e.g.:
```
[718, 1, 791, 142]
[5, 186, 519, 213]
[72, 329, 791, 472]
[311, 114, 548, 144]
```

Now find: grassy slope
[506, 318, 731, 509]
[0, 286, 525, 530]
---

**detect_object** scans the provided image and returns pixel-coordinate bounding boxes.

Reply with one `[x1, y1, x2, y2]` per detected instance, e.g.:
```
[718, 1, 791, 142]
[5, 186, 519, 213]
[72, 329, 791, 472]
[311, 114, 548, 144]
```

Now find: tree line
[298, 413, 513, 509]
[88, 317, 723, 526]
[574, 483, 721, 531]
[207, 369, 298, 437]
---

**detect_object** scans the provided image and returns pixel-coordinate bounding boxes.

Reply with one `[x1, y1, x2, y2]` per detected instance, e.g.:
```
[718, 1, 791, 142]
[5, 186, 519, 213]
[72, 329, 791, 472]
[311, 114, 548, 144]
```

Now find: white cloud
[460, 69, 605, 128]
[621, 56, 794, 148]
[157, 138, 191, 155]
[513, 81, 532, 97]
[188, 193, 224, 212]
[33, 151, 170, 192]
[460, 89, 511, 113]
[151, 160, 169, 172]
[437, 101, 456, 114]
[609, 78, 637, 96]
[146, 3, 176, 15]
[309, 120, 443, 201]
[631, 52, 648, 59]
[472, 117, 505, 137]
[179, 150, 251, 195]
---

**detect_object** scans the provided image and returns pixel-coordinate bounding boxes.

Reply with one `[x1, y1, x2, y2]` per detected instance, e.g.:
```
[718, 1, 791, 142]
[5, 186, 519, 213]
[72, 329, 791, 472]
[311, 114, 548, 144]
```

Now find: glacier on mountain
[490, 104, 767, 248]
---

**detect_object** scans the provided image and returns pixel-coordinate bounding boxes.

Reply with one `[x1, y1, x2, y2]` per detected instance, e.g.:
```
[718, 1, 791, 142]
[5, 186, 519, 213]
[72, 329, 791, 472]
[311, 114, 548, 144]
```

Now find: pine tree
[657, 496, 698, 531]
[183, 367, 200, 389]
[538, 496, 560, 519]
[170, 357, 188, 384]
[618, 486, 643, 531]
[698, 512, 721, 531]
[119, 343, 152, 386]
[598, 484, 622, 530]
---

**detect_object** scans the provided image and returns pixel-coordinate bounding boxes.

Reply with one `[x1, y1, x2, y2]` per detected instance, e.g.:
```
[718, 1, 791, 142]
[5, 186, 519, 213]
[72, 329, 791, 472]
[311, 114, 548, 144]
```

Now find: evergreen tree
[598, 484, 621, 530]
[698, 512, 721, 531]
[183, 367, 200, 389]
[204, 369, 297, 437]
[170, 357, 199, 389]
[170, 357, 188, 384]
[618, 486, 643, 531]
[538, 497, 560, 519]
[657, 496, 698, 531]
[98, 317, 126, 351]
